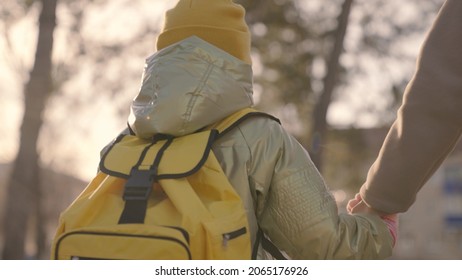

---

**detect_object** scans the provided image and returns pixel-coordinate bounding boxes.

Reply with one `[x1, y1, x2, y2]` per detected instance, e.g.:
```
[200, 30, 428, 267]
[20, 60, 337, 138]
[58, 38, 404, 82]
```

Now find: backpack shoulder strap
[210, 107, 280, 136]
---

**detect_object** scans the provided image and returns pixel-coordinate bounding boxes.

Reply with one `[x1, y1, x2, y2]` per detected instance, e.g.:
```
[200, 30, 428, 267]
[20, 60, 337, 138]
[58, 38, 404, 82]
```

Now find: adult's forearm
[360, 0, 462, 214]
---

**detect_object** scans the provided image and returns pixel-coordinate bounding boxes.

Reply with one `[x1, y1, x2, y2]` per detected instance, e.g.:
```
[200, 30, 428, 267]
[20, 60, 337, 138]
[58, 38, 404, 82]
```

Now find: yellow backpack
[51, 108, 277, 260]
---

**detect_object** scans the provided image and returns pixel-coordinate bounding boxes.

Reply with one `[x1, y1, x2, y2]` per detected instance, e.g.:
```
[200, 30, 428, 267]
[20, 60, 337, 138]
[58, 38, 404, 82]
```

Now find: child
[127, 0, 396, 259]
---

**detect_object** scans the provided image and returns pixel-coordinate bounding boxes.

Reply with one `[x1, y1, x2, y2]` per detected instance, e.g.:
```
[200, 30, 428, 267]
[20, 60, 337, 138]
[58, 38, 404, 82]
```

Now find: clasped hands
[347, 193, 398, 246]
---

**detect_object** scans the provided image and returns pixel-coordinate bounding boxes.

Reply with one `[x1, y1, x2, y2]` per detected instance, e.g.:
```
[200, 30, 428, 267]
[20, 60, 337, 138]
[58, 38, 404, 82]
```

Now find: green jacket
[127, 36, 393, 259]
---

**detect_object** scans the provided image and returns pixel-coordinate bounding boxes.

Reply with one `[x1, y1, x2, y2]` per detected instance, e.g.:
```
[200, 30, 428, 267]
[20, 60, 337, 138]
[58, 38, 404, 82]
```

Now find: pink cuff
[381, 215, 398, 247]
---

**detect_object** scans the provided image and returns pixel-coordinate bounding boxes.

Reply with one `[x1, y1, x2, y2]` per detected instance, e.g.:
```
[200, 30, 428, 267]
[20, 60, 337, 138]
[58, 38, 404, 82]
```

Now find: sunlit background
[3, 0, 461, 260]
[1, 0, 437, 181]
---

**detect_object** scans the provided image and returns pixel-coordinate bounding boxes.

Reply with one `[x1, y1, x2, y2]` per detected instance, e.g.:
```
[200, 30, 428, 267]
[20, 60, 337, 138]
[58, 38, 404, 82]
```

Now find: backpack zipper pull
[222, 227, 247, 248]
[222, 234, 230, 247]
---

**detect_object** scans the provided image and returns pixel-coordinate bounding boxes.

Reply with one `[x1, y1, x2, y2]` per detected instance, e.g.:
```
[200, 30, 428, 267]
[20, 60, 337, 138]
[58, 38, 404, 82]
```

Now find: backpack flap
[100, 130, 217, 179]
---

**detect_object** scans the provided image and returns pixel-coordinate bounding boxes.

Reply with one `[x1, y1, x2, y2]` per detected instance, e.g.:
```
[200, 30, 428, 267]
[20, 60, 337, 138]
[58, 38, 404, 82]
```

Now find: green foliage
[237, 0, 318, 110]
[337, 0, 445, 125]
[237, 0, 444, 129]
[23, 0, 37, 8]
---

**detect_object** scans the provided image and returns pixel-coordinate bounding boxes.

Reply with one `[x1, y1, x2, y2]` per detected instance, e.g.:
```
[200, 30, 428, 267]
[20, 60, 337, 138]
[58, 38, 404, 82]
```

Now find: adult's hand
[347, 193, 399, 246]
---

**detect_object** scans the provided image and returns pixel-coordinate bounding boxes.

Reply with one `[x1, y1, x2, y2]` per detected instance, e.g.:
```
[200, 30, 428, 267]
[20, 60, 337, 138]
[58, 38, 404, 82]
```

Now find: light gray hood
[128, 36, 254, 138]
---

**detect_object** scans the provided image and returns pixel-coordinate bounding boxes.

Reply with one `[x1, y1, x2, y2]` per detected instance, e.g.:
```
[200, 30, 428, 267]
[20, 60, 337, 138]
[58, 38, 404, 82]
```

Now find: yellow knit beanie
[156, 0, 252, 64]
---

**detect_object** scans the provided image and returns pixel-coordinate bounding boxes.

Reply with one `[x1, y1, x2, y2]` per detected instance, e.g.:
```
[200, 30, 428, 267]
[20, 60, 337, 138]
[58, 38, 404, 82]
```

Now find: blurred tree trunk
[2, 0, 57, 260]
[310, 0, 354, 172]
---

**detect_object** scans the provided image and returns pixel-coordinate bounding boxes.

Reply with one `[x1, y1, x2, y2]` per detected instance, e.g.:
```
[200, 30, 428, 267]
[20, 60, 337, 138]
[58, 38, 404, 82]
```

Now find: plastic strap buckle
[122, 168, 156, 201]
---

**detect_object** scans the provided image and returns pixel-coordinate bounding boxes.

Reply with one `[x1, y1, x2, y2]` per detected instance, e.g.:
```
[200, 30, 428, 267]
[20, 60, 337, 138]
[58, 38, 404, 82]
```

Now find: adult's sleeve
[360, 0, 462, 214]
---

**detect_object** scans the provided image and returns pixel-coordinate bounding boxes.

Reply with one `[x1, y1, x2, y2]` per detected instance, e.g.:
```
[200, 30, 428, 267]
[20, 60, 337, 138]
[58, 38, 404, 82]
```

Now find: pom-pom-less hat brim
[156, 0, 252, 64]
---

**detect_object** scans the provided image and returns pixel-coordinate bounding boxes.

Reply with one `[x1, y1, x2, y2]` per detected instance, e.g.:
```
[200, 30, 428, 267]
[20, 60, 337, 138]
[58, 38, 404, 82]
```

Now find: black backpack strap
[252, 227, 287, 260]
[252, 228, 263, 259]
[118, 136, 174, 224]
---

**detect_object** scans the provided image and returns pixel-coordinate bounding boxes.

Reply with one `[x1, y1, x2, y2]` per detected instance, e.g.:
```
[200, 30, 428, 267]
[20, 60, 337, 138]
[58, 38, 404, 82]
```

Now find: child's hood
[128, 36, 254, 138]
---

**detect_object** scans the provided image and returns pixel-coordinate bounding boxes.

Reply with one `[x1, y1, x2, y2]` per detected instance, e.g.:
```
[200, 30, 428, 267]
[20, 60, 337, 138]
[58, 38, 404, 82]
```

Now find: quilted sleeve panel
[242, 118, 393, 259]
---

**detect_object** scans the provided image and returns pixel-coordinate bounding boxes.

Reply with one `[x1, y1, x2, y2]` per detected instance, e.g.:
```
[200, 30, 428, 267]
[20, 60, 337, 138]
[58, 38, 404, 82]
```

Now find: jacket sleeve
[360, 0, 462, 214]
[247, 119, 393, 259]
